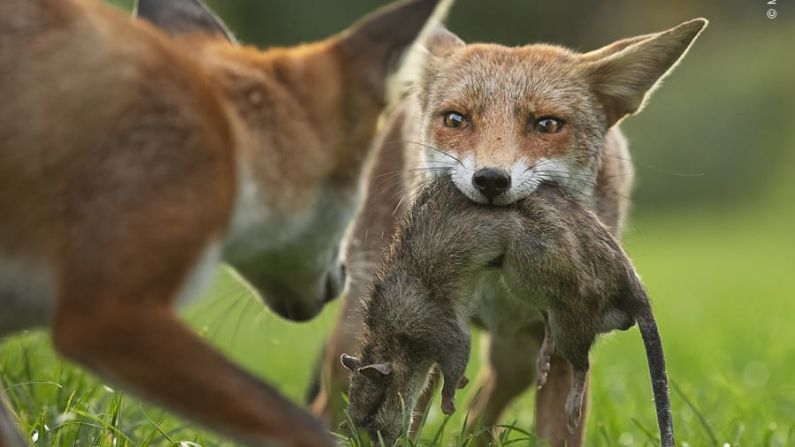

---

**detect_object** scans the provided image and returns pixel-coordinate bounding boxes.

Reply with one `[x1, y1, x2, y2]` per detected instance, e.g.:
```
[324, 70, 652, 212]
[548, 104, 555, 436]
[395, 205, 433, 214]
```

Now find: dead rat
[342, 178, 674, 446]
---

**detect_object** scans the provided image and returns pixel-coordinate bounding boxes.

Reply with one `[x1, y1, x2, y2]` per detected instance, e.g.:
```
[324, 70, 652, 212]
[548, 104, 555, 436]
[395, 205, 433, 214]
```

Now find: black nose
[472, 168, 511, 199]
[322, 262, 346, 304]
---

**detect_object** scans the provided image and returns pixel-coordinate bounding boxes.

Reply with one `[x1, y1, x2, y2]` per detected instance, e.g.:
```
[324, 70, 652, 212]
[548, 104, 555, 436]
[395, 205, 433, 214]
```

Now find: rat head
[413, 19, 707, 205]
[343, 277, 471, 444]
[136, 0, 451, 321]
[341, 343, 433, 444]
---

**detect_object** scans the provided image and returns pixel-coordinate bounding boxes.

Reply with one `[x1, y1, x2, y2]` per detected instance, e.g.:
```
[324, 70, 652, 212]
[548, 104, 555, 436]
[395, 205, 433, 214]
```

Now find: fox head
[411, 19, 707, 206]
[136, 0, 448, 320]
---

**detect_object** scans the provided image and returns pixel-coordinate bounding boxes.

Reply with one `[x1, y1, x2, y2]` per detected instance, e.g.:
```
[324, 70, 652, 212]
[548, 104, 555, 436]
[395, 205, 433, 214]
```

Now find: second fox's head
[413, 19, 707, 205]
[136, 0, 448, 321]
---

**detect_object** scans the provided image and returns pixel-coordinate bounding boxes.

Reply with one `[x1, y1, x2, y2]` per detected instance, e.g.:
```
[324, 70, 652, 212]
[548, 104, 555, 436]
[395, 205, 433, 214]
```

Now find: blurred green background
[2, 1, 794, 446]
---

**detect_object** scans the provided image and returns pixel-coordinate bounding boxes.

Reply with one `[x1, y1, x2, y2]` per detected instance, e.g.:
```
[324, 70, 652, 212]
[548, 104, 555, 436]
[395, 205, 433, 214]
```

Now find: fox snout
[265, 262, 344, 322]
[472, 167, 511, 200]
[323, 258, 346, 305]
[234, 242, 347, 322]
[445, 155, 541, 206]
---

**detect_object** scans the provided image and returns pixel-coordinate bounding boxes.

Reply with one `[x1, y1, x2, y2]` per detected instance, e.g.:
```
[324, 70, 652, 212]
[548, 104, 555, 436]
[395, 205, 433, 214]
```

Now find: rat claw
[441, 397, 456, 415]
[536, 356, 552, 389]
[457, 376, 469, 389]
[537, 371, 548, 389]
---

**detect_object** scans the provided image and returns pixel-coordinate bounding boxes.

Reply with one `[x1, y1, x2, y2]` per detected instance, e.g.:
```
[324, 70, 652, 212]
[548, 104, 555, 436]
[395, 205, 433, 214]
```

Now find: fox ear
[578, 33, 657, 62]
[425, 24, 464, 58]
[337, 0, 453, 97]
[135, 0, 235, 42]
[581, 18, 708, 126]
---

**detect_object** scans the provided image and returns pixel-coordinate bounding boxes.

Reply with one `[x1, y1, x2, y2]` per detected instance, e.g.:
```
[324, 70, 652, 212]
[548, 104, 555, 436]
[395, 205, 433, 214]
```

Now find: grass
[2, 190, 794, 447]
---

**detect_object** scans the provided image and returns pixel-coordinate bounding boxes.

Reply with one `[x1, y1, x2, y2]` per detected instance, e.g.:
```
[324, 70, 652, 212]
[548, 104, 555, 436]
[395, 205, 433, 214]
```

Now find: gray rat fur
[343, 179, 673, 447]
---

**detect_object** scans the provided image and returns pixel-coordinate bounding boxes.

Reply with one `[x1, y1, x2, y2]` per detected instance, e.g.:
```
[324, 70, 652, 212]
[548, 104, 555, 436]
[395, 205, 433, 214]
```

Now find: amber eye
[443, 111, 467, 129]
[534, 117, 565, 134]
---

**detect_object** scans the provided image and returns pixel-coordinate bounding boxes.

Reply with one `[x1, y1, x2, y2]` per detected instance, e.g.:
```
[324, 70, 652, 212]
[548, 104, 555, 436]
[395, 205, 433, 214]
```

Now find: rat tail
[636, 299, 674, 447]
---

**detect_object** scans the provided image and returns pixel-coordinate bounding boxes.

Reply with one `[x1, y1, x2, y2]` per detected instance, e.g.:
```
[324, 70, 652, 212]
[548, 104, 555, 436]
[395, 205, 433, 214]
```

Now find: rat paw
[441, 373, 465, 415]
[441, 396, 456, 415]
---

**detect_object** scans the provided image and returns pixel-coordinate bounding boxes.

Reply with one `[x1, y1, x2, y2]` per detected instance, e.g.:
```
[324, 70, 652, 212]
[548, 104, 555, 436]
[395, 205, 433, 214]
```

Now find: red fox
[314, 18, 706, 446]
[0, 0, 445, 445]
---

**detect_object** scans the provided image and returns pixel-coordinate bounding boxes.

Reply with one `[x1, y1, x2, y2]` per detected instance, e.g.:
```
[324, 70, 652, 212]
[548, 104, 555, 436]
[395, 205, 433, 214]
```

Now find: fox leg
[0, 394, 24, 447]
[466, 325, 543, 445]
[311, 283, 366, 429]
[536, 314, 592, 447]
[54, 303, 333, 447]
[53, 244, 334, 446]
[52, 238, 333, 446]
[534, 354, 589, 447]
[312, 247, 383, 430]
[50, 130, 332, 446]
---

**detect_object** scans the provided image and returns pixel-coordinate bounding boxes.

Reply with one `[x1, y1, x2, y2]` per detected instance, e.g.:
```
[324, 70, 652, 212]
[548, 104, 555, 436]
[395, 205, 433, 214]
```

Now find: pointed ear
[337, 0, 453, 96]
[340, 354, 362, 372]
[135, 0, 235, 42]
[358, 363, 393, 380]
[580, 18, 708, 126]
[578, 33, 657, 62]
[425, 24, 464, 58]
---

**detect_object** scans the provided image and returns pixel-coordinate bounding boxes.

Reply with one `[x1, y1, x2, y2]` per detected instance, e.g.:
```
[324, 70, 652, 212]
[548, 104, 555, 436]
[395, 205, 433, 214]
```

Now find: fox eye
[534, 117, 565, 134]
[443, 111, 467, 129]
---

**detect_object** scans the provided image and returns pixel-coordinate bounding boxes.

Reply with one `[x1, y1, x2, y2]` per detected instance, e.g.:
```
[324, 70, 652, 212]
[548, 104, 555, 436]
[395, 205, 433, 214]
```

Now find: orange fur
[0, 0, 445, 444]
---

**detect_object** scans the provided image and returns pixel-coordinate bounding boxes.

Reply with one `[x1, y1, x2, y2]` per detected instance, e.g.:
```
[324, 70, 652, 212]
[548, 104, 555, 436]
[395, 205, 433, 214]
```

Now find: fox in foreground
[342, 179, 673, 446]
[314, 15, 707, 446]
[0, 0, 447, 445]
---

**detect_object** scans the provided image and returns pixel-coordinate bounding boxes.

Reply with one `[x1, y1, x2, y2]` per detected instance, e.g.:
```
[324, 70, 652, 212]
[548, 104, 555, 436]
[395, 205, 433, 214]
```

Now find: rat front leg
[441, 370, 470, 415]
[537, 320, 555, 389]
